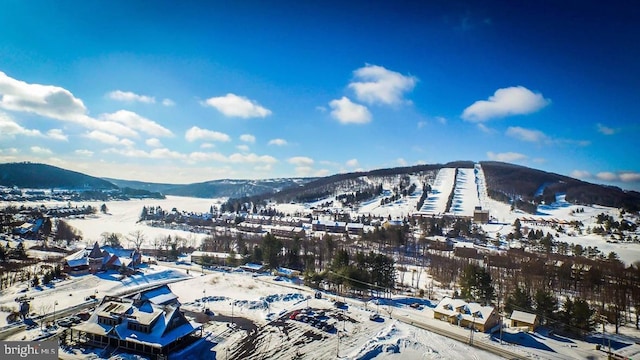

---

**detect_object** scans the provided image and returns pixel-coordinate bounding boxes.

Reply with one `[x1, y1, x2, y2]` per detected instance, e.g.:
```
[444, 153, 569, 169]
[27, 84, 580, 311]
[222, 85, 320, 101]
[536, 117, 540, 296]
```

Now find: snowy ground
[5, 262, 632, 360]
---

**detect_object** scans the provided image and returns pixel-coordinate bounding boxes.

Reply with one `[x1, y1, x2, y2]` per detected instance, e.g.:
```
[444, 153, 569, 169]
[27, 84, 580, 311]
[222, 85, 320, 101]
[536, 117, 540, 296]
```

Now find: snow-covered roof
[434, 296, 495, 325]
[191, 250, 244, 259]
[137, 285, 179, 306]
[510, 310, 537, 325]
[75, 288, 200, 348]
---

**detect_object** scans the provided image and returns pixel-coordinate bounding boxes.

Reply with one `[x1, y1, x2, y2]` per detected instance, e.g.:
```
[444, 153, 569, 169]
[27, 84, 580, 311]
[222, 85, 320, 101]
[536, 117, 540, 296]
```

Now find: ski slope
[449, 168, 480, 217]
[418, 168, 456, 215]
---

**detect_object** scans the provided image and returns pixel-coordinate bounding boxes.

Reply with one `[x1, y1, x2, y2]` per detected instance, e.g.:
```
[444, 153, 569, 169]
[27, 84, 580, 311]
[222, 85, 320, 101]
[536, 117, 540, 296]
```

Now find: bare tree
[128, 230, 145, 251]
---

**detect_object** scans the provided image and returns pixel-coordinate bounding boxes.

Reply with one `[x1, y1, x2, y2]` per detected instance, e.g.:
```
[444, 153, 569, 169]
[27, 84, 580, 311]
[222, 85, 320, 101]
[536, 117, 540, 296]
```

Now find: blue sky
[1, 1, 639, 190]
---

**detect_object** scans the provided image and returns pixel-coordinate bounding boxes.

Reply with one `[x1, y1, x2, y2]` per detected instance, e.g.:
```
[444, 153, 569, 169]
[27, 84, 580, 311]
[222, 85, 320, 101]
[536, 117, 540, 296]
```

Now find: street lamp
[53, 300, 59, 330]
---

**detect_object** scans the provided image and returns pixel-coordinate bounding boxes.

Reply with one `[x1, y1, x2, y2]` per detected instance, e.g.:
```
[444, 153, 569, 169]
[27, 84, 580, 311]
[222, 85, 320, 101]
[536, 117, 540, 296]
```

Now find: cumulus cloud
[236, 144, 250, 152]
[162, 98, 175, 106]
[346, 158, 359, 167]
[0, 71, 87, 120]
[46, 129, 68, 141]
[107, 90, 155, 104]
[462, 86, 550, 122]
[185, 126, 231, 142]
[348, 64, 417, 105]
[288, 156, 314, 166]
[145, 138, 163, 148]
[74, 149, 94, 157]
[506, 126, 549, 143]
[0, 72, 142, 138]
[596, 123, 617, 135]
[104, 147, 185, 160]
[570, 170, 592, 179]
[239, 134, 256, 143]
[187, 151, 277, 165]
[570, 170, 640, 183]
[101, 110, 172, 137]
[0, 112, 43, 137]
[85, 130, 135, 147]
[30, 146, 52, 155]
[329, 97, 371, 124]
[620, 172, 640, 182]
[487, 151, 527, 162]
[596, 172, 618, 181]
[203, 93, 271, 118]
[268, 138, 288, 146]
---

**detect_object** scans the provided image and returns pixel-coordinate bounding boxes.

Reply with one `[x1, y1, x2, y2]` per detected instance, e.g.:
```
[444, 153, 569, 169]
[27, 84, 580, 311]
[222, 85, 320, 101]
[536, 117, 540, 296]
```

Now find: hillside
[0, 162, 117, 190]
[481, 161, 640, 211]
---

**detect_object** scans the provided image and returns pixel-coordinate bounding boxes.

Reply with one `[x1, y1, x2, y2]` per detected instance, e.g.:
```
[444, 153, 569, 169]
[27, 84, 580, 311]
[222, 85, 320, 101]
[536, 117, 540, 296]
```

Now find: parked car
[369, 313, 381, 321]
[410, 303, 421, 309]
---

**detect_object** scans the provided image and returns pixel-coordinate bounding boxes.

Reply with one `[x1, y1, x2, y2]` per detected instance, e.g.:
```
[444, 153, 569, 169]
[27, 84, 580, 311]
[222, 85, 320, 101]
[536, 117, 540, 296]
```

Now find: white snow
[419, 168, 456, 215]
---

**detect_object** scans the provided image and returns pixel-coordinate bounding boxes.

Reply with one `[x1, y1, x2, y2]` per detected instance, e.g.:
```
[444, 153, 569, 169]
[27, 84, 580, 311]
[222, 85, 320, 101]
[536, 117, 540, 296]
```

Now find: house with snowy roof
[510, 310, 539, 332]
[433, 296, 498, 332]
[63, 242, 142, 275]
[71, 285, 200, 359]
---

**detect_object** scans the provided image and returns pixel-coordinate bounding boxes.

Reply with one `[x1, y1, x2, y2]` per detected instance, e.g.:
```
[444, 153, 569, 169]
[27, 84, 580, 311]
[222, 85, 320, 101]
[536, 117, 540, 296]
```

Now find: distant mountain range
[1, 161, 639, 211]
[104, 177, 314, 199]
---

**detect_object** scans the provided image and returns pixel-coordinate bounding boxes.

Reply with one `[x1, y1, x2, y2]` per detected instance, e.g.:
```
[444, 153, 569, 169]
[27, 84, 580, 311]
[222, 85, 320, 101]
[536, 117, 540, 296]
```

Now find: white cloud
[596, 123, 617, 135]
[435, 116, 447, 125]
[107, 90, 155, 104]
[268, 138, 288, 146]
[30, 146, 52, 155]
[346, 158, 359, 168]
[570, 170, 592, 179]
[101, 110, 172, 137]
[200, 143, 215, 149]
[0, 71, 87, 120]
[329, 96, 371, 124]
[75, 149, 94, 157]
[595, 171, 640, 183]
[487, 151, 527, 162]
[162, 98, 175, 107]
[315, 169, 330, 177]
[46, 129, 68, 141]
[476, 123, 494, 134]
[462, 86, 550, 122]
[620, 172, 640, 182]
[315, 106, 327, 113]
[228, 153, 277, 164]
[396, 158, 407, 166]
[239, 134, 256, 143]
[348, 64, 417, 105]
[203, 93, 271, 118]
[0, 72, 141, 138]
[104, 147, 185, 160]
[145, 138, 163, 148]
[596, 172, 618, 181]
[187, 151, 277, 165]
[85, 130, 135, 147]
[506, 126, 549, 142]
[288, 156, 314, 166]
[236, 144, 250, 152]
[0, 112, 43, 137]
[185, 126, 231, 142]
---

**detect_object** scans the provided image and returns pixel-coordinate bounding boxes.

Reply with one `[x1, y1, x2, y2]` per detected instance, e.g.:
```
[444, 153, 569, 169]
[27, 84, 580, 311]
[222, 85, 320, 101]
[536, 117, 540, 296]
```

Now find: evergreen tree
[505, 287, 532, 314]
[534, 289, 558, 325]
